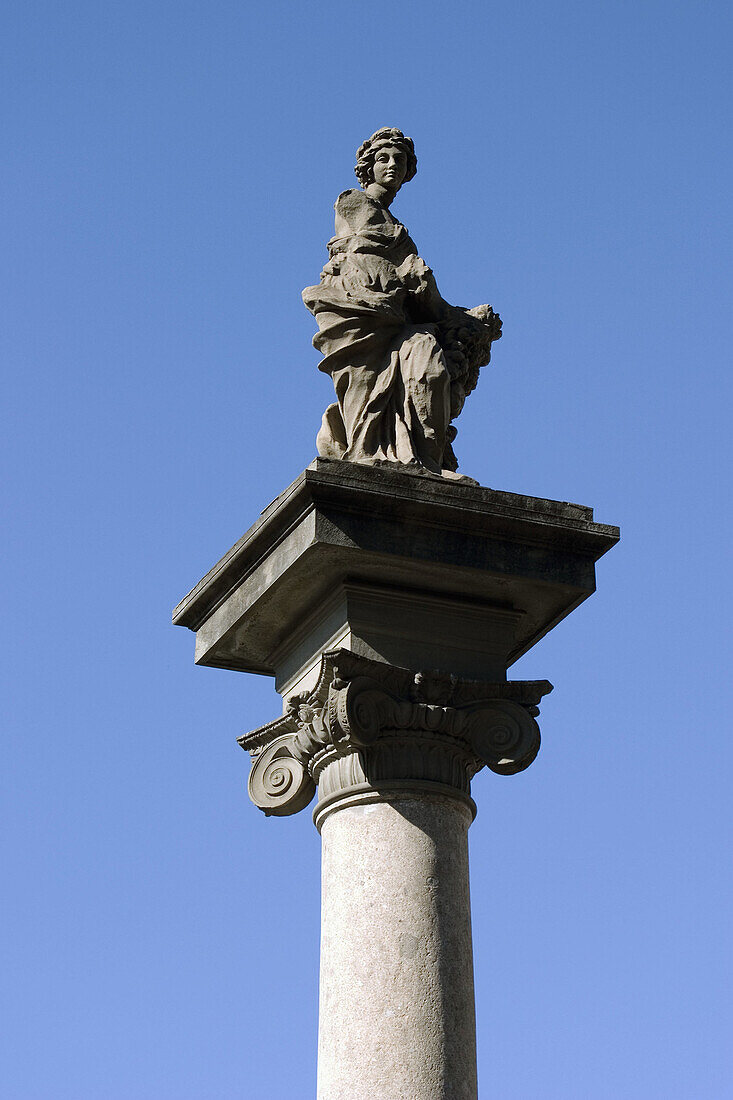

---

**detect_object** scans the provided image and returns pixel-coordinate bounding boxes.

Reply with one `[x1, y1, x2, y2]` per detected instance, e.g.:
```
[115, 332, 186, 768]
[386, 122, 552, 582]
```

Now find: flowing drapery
[303, 190, 452, 473]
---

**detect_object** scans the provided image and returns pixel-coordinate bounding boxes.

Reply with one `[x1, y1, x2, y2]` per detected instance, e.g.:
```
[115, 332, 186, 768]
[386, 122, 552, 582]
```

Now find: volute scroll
[247, 734, 316, 816]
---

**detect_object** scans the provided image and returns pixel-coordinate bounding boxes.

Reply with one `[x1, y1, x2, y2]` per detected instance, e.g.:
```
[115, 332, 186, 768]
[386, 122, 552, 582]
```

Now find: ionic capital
[239, 650, 551, 826]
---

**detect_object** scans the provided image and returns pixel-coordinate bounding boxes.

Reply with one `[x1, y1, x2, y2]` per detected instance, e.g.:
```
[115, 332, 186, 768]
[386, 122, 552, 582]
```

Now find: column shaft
[317, 795, 477, 1100]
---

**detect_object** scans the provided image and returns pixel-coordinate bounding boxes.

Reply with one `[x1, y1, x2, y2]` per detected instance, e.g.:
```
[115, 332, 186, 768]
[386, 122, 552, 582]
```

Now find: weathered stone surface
[302, 127, 501, 477]
[172, 459, 619, 690]
[317, 795, 477, 1100]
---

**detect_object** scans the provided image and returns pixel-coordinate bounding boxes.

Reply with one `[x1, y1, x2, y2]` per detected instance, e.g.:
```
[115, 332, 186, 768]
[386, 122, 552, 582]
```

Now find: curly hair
[354, 127, 418, 188]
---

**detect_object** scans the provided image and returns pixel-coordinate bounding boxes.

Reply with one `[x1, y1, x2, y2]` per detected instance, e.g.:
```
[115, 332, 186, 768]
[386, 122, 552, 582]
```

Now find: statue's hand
[396, 254, 431, 288]
[399, 257, 450, 320]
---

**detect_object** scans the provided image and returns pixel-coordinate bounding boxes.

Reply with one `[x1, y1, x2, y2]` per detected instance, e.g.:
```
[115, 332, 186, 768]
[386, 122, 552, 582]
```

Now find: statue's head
[355, 128, 417, 192]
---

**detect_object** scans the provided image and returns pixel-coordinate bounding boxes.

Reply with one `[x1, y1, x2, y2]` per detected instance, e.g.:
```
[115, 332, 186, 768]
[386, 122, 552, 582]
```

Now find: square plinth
[173, 459, 619, 692]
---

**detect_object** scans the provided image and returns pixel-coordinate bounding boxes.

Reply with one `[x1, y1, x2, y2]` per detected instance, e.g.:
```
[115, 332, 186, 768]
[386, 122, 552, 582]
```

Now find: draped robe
[302, 189, 451, 474]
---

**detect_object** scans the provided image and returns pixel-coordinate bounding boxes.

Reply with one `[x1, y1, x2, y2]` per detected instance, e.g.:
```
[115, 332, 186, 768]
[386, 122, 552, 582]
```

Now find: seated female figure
[303, 128, 500, 476]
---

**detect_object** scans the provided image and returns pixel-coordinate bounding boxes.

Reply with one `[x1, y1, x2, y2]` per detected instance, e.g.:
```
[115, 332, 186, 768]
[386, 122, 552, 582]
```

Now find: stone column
[173, 460, 619, 1099]
[317, 794, 476, 1100]
[243, 649, 549, 1100]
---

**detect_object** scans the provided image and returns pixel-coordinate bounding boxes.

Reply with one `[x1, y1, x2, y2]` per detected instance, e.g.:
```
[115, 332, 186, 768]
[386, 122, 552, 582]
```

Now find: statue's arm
[399, 252, 451, 322]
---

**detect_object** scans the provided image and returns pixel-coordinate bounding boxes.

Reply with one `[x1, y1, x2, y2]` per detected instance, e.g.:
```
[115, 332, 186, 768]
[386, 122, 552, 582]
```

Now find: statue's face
[372, 144, 408, 190]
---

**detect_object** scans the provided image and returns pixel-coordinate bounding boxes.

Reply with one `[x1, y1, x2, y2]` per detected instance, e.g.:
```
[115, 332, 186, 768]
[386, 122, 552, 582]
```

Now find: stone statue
[303, 127, 502, 477]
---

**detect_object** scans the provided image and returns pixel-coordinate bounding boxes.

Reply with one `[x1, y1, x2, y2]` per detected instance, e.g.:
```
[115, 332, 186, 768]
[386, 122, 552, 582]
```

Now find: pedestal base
[172, 459, 619, 689]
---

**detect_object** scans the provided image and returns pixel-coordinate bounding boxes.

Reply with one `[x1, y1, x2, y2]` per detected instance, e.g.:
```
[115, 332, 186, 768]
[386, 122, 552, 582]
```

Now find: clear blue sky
[3, 2, 731, 1096]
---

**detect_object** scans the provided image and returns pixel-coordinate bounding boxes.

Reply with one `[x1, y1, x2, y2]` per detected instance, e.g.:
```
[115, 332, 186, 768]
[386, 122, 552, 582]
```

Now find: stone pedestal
[173, 459, 618, 1099]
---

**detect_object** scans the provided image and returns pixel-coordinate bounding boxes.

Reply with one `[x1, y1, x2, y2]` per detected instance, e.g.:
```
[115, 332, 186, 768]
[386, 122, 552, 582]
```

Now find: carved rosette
[239, 650, 551, 828]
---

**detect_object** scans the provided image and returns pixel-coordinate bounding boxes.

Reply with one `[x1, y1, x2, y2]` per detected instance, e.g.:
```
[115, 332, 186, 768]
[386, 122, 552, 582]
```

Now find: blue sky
[2, 2, 732, 1096]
